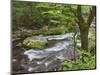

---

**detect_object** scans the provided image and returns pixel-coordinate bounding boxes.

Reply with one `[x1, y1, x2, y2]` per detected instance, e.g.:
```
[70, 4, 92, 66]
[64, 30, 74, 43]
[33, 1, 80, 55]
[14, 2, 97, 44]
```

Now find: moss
[49, 26, 67, 35]
[23, 36, 47, 49]
[39, 26, 49, 35]
[40, 25, 67, 35]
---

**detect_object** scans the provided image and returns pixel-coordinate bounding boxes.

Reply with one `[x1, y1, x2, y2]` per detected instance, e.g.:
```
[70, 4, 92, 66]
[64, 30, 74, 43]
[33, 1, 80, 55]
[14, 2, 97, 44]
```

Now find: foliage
[61, 50, 96, 71]
[12, 1, 76, 32]
[88, 28, 96, 55]
[12, 1, 96, 71]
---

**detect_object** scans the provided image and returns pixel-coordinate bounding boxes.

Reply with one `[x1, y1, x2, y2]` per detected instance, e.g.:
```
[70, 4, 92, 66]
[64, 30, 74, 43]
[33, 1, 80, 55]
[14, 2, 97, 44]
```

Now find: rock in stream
[12, 33, 77, 73]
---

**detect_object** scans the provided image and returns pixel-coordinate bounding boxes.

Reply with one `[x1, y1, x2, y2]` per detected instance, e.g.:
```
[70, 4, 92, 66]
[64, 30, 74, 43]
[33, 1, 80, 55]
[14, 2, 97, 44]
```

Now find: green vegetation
[88, 28, 96, 55]
[61, 50, 96, 71]
[40, 25, 67, 35]
[12, 1, 96, 72]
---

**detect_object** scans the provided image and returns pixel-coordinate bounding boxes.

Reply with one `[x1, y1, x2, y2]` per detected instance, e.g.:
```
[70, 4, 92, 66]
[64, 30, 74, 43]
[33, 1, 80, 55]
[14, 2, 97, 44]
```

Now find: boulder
[23, 36, 47, 49]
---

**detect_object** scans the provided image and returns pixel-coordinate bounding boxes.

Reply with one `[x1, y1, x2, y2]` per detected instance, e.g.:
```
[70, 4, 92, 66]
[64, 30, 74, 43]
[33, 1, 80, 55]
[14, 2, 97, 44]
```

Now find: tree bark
[76, 6, 95, 51]
[80, 27, 89, 50]
[69, 6, 96, 51]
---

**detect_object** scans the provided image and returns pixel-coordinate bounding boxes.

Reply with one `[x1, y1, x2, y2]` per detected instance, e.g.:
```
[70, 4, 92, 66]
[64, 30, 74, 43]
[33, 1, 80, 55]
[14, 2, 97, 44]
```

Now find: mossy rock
[40, 25, 67, 35]
[49, 26, 67, 35]
[23, 36, 47, 49]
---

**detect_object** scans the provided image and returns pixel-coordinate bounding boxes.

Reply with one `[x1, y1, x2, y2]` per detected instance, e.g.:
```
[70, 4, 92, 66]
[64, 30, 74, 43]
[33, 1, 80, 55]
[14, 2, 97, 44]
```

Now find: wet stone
[12, 33, 76, 73]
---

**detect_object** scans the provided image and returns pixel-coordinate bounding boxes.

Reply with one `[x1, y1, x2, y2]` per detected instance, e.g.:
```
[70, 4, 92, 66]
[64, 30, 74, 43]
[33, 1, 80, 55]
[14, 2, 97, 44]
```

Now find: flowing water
[12, 33, 78, 73]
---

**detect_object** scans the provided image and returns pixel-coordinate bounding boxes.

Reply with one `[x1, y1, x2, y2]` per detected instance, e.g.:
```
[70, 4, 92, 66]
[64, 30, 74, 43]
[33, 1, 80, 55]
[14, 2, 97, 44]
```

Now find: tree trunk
[76, 6, 95, 51]
[80, 28, 89, 51]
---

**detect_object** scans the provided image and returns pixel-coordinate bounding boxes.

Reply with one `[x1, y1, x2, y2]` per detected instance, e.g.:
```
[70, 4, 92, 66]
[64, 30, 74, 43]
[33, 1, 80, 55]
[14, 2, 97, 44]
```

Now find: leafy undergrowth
[60, 28, 96, 71]
[60, 50, 96, 71]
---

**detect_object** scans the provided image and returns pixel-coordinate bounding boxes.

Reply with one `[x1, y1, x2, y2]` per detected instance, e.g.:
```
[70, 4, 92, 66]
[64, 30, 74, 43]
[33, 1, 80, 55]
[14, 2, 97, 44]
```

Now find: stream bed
[12, 33, 78, 73]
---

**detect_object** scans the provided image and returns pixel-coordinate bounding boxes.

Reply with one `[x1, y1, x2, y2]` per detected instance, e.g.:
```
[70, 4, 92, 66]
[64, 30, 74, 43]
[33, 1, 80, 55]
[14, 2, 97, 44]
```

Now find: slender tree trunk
[80, 27, 89, 50]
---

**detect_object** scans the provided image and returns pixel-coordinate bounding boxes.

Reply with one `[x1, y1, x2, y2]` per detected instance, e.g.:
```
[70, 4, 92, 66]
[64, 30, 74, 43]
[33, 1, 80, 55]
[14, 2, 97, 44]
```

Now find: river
[12, 33, 79, 73]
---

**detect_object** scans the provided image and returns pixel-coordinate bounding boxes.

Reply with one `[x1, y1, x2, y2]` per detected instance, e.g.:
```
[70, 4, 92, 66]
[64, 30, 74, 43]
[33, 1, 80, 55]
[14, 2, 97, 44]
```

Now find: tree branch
[87, 6, 96, 26]
[76, 5, 85, 25]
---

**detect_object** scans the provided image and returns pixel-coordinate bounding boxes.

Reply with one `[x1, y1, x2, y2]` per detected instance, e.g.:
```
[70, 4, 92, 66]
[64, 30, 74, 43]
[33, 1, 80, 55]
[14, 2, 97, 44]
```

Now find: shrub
[61, 50, 96, 71]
